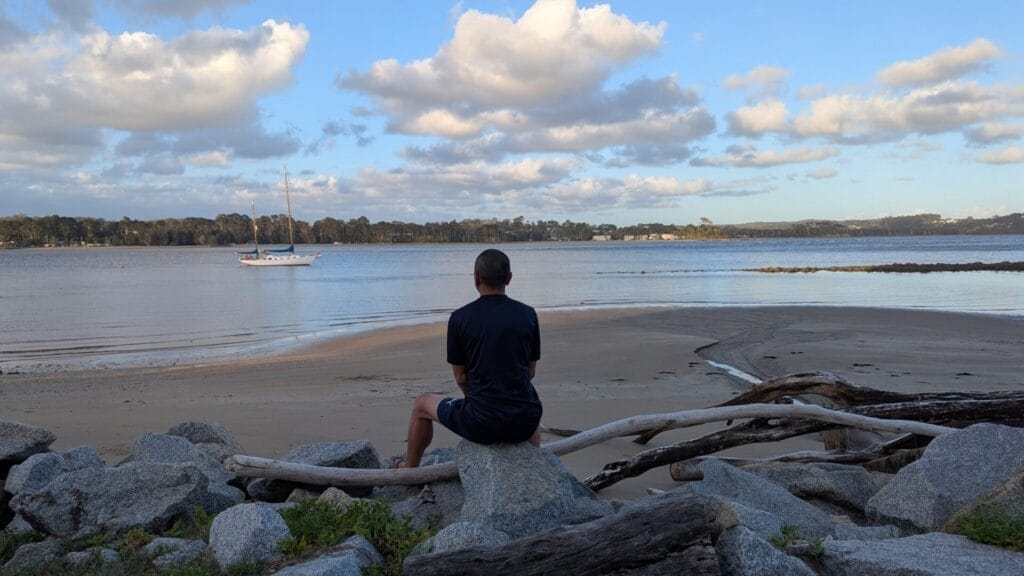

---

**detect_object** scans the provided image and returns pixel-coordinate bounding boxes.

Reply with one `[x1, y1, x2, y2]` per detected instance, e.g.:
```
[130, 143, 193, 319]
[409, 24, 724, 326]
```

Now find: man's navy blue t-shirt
[446, 294, 542, 428]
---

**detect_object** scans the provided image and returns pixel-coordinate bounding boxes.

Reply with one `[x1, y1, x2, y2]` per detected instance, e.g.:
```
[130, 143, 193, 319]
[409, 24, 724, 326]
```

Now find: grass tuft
[768, 525, 800, 549]
[1, 529, 45, 566]
[956, 505, 1024, 551]
[278, 498, 436, 576]
[165, 507, 215, 542]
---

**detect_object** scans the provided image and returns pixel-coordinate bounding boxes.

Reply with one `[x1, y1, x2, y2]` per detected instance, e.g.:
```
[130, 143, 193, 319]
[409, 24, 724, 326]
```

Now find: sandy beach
[2, 306, 1022, 499]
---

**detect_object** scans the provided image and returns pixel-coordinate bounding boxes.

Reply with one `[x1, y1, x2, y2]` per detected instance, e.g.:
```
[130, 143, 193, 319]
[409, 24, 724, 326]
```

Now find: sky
[1, 0, 1022, 226]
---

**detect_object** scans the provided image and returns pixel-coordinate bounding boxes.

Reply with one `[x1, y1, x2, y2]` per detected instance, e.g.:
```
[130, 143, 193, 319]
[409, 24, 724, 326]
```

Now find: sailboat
[239, 166, 321, 267]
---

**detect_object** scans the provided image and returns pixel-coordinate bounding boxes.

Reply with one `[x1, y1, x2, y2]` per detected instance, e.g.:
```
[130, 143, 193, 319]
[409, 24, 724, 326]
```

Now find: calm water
[1, 236, 1022, 372]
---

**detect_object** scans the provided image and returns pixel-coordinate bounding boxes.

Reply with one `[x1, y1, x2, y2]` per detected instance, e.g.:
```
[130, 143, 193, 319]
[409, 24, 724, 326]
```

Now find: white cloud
[343, 0, 664, 113]
[338, 0, 707, 165]
[977, 146, 1024, 164]
[726, 99, 789, 136]
[692, 146, 839, 168]
[113, 0, 251, 21]
[0, 20, 308, 172]
[964, 122, 1024, 145]
[878, 38, 1002, 87]
[722, 65, 791, 93]
[807, 167, 837, 179]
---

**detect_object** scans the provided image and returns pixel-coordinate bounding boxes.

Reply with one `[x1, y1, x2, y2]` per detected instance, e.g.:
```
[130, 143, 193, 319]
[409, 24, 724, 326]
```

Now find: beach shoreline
[2, 305, 1022, 499]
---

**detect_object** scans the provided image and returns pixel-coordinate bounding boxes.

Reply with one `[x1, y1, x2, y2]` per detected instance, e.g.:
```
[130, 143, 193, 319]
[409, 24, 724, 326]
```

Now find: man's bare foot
[388, 457, 411, 469]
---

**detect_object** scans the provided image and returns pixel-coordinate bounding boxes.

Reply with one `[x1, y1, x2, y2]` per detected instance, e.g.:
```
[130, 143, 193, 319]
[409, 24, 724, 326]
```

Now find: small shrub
[166, 507, 215, 541]
[956, 505, 1024, 551]
[768, 525, 800, 549]
[0, 528, 45, 565]
[114, 527, 154, 556]
[278, 498, 436, 576]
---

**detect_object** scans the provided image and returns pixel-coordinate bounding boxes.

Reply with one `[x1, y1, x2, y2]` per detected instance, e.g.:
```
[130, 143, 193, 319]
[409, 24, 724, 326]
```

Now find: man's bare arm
[452, 364, 468, 395]
[529, 361, 537, 379]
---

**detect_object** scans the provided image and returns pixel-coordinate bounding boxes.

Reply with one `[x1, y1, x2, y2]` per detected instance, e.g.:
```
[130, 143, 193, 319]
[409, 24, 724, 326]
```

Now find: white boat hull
[239, 253, 320, 266]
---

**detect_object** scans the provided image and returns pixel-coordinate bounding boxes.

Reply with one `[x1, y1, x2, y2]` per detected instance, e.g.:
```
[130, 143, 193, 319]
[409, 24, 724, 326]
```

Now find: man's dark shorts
[437, 397, 539, 444]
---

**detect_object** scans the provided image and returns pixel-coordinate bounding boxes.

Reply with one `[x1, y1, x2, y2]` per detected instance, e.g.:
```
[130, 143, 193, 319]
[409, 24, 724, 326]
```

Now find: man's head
[474, 248, 512, 290]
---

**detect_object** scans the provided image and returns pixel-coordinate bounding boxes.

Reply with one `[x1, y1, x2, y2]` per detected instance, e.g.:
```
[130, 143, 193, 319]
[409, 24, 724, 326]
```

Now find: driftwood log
[584, 397, 1024, 491]
[634, 371, 1024, 444]
[228, 403, 953, 486]
[669, 450, 879, 481]
[402, 491, 717, 576]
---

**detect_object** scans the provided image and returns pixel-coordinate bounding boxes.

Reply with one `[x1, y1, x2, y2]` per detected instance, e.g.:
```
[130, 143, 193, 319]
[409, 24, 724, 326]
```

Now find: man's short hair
[475, 248, 511, 287]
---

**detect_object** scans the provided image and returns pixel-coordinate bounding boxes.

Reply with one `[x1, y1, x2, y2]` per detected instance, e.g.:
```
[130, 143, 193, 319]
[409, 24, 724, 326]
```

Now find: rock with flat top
[684, 458, 834, 540]
[127, 433, 244, 512]
[0, 419, 55, 464]
[716, 526, 816, 576]
[455, 440, 612, 539]
[822, 532, 1024, 576]
[247, 440, 382, 501]
[866, 423, 1024, 533]
[10, 462, 209, 539]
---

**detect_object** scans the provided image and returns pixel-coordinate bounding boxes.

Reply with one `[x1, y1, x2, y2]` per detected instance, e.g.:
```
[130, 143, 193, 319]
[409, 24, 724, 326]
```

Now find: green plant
[225, 559, 267, 576]
[810, 537, 825, 558]
[114, 528, 154, 556]
[768, 525, 800, 549]
[278, 498, 436, 576]
[165, 507, 215, 541]
[1, 529, 45, 566]
[956, 505, 1024, 551]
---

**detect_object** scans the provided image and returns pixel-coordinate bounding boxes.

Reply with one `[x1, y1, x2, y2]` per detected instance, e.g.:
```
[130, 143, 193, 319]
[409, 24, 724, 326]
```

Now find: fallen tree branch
[229, 403, 953, 487]
[402, 491, 715, 576]
[584, 398, 1022, 491]
[668, 450, 878, 481]
[633, 371, 1024, 444]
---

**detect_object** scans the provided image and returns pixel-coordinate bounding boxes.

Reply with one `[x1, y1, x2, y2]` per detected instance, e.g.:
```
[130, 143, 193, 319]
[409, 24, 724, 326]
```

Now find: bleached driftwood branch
[227, 403, 954, 487]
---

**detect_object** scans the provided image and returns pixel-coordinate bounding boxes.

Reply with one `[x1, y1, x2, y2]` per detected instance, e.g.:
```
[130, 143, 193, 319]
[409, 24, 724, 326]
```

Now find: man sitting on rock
[397, 248, 543, 468]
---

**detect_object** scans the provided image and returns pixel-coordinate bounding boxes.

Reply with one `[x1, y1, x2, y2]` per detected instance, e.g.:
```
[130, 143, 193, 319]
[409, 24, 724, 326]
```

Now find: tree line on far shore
[0, 212, 1021, 248]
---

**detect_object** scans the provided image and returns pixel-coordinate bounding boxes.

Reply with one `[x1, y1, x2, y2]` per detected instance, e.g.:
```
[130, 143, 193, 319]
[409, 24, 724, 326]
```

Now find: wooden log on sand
[403, 490, 718, 576]
[228, 403, 952, 487]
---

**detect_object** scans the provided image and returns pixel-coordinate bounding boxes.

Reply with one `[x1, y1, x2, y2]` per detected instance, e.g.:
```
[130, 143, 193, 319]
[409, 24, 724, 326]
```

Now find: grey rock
[129, 433, 244, 512]
[167, 421, 243, 452]
[10, 462, 209, 539]
[716, 526, 816, 576]
[151, 539, 208, 569]
[823, 532, 1024, 576]
[209, 503, 291, 570]
[945, 467, 1024, 533]
[5, 514, 34, 535]
[0, 419, 55, 463]
[319, 487, 356, 511]
[615, 545, 720, 575]
[866, 423, 1024, 533]
[3, 539, 64, 572]
[743, 462, 881, 512]
[5, 449, 101, 497]
[64, 548, 121, 568]
[386, 480, 464, 531]
[705, 499, 786, 539]
[248, 440, 382, 501]
[411, 521, 510, 556]
[287, 488, 322, 503]
[832, 523, 899, 541]
[65, 446, 105, 469]
[142, 536, 190, 555]
[685, 458, 834, 540]
[455, 441, 612, 539]
[271, 535, 383, 576]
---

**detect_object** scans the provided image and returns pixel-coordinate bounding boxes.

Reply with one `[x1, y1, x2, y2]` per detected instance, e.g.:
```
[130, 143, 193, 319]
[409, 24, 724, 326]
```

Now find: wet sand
[2, 306, 1022, 499]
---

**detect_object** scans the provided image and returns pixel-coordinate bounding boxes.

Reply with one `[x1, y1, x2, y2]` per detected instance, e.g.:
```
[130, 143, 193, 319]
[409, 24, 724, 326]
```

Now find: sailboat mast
[250, 201, 260, 252]
[284, 165, 295, 246]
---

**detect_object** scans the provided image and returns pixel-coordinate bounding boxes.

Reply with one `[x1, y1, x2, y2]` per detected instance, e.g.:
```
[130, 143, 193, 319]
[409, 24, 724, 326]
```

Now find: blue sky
[1, 0, 1022, 225]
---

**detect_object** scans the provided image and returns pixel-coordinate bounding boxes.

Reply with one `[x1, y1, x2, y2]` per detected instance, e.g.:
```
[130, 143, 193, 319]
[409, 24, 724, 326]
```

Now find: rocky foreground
[2, 417, 1023, 575]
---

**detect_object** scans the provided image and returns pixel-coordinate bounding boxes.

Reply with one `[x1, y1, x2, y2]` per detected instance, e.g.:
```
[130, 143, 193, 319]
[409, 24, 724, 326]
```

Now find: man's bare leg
[528, 426, 541, 447]
[403, 393, 444, 468]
